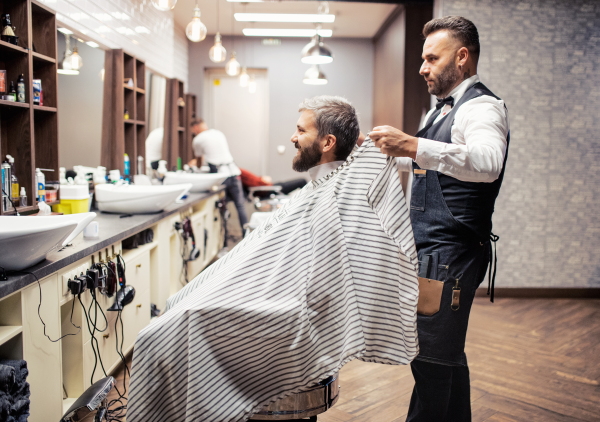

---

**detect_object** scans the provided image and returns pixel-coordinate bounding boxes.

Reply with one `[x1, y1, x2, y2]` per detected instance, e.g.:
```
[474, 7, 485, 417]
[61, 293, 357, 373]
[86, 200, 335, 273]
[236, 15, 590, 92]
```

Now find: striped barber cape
[127, 139, 419, 422]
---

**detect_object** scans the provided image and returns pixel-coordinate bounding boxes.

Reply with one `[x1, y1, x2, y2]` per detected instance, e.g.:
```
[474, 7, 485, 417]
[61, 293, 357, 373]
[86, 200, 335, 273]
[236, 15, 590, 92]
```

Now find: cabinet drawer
[121, 252, 151, 350]
[82, 311, 119, 388]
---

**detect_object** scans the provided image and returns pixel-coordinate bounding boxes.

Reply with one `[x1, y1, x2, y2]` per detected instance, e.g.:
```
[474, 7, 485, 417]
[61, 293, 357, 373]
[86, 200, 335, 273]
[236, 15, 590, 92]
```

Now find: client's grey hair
[298, 95, 360, 161]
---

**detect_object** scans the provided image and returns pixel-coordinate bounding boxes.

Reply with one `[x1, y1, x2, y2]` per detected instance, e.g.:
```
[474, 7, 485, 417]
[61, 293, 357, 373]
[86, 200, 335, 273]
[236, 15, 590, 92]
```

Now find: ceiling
[172, 0, 398, 39]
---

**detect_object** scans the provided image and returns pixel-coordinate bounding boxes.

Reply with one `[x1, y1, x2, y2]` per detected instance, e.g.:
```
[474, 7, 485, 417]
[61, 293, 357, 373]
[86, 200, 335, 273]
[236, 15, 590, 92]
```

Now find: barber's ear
[322, 134, 337, 153]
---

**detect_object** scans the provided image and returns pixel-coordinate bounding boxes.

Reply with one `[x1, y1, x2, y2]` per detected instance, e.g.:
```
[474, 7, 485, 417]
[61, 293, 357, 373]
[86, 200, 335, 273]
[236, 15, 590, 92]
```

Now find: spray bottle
[7, 155, 19, 204]
[35, 168, 45, 202]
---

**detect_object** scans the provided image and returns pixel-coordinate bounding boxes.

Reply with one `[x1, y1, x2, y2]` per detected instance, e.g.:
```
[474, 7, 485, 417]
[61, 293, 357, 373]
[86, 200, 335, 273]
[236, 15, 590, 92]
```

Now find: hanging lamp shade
[68, 45, 83, 70]
[209, 33, 227, 63]
[225, 52, 241, 76]
[303, 65, 328, 85]
[301, 34, 333, 65]
[186, 5, 207, 42]
[239, 66, 249, 87]
[151, 0, 177, 11]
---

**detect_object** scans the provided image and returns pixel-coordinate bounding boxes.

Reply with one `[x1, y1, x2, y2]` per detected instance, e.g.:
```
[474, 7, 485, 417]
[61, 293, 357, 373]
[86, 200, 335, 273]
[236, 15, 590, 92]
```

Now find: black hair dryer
[107, 285, 136, 311]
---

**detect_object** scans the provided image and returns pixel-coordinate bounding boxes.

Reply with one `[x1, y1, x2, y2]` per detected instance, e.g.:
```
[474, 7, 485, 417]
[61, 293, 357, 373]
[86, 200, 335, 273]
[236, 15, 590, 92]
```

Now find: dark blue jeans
[406, 359, 471, 422]
[224, 176, 248, 235]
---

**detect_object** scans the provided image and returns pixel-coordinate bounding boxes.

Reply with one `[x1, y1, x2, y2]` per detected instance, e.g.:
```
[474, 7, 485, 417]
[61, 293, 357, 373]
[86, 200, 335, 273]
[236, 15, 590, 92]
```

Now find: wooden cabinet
[101, 49, 146, 176]
[0, 0, 60, 215]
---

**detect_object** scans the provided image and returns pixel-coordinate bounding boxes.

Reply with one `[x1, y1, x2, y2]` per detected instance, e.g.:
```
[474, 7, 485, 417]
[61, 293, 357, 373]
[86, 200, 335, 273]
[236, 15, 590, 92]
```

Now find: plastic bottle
[1, 159, 12, 211]
[35, 168, 45, 202]
[19, 187, 26, 207]
[137, 156, 144, 175]
[17, 74, 25, 103]
[157, 160, 168, 179]
[59, 167, 67, 185]
[124, 154, 130, 178]
[7, 155, 18, 203]
[7, 81, 16, 102]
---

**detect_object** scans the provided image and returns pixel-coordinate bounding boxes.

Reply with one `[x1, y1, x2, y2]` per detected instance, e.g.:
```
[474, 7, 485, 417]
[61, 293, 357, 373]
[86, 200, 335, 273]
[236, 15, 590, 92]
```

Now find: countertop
[0, 188, 224, 299]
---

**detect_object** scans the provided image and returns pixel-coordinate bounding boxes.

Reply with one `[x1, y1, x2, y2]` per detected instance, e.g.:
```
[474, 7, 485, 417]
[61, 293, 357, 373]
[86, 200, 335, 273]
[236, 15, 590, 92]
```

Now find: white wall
[38, 0, 188, 84]
[188, 36, 374, 182]
[57, 35, 105, 169]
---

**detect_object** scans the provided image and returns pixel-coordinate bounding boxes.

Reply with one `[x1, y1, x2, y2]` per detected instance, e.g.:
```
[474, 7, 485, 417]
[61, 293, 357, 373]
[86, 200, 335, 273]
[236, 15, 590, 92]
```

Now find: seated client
[127, 96, 420, 422]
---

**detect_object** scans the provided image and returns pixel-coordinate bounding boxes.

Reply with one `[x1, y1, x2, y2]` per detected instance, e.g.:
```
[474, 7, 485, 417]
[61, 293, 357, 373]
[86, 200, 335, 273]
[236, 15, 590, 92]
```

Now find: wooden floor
[92, 298, 600, 422]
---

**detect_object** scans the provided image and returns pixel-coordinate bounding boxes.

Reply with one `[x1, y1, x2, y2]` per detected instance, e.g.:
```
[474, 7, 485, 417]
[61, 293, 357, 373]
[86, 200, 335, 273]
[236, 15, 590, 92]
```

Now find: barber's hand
[369, 126, 419, 160]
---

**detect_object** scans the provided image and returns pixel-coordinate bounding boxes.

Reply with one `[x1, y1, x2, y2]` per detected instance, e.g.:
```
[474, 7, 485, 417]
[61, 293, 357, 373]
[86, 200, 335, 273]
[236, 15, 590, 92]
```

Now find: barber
[369, 16, 509, 421]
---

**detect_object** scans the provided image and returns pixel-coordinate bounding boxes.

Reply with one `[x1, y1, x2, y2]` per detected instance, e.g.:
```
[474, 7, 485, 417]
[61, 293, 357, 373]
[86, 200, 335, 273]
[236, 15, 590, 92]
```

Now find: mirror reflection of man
[370, 16, 509, 421]
[189, 118, 248, 237]
[290, 96, 359, 181]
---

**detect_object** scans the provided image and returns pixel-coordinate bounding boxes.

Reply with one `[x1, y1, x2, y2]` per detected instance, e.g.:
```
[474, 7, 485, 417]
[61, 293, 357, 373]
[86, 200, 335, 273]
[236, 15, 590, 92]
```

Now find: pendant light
[301, 33, 333, 64]
[69, 42, 83, 70]
[239, 66, 249, 87]
[225, 52, 241, 76]
[303, 65, 327, 85]
[151, 0, 177, 11]
[209, 0, 226, 62]
[248, 75, 257, 93]
[58, 33, 78, 75]
[225, 6, 240, 76]
[186, 3, 207, 42]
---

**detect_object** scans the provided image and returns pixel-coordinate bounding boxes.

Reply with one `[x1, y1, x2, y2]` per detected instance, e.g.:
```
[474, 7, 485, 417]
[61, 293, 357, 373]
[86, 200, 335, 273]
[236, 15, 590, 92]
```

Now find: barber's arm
[371, 98, 508, 183]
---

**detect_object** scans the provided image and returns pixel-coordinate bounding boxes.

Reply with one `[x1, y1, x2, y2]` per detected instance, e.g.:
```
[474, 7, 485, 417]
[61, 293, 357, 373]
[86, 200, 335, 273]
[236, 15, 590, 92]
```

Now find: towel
[128, 140, 419, 422]
[0, 360, 30, 422]
[0, 364, 15, 393]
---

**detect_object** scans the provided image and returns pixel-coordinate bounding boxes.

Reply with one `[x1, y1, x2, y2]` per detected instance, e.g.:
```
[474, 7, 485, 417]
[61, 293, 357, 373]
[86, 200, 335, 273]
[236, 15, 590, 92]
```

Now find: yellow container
[52, 198, 89, 214]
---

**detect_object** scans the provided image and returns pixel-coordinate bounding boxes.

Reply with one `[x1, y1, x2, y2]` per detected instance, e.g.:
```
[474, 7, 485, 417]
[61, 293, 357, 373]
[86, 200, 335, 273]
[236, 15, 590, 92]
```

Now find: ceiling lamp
[186, 4, 207, 42]
[301, 33, 333, 64]
[243, 28, 332, 37]
[234, 13, 335, 23]
[248, 75, 257, 93]
[303, 65, 328, 85]
[239, 67, 249, 87]
[209, 33, 227, 62]
[151, 0, 177, 11]
[225, 52, 241, 76]
[60, 34, 82, 75]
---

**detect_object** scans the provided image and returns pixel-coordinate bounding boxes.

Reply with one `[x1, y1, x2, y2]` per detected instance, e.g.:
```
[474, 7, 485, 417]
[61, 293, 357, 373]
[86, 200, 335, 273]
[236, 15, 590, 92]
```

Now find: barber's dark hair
[298, 95, 360, 161]
[191, 117, 205, 127]
[423, 16, 480, 60]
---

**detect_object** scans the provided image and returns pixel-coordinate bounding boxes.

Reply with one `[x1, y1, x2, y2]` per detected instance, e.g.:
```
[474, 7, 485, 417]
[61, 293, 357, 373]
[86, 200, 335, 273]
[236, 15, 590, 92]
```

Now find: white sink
[95, 183, 192, 214]
[0, 212, 97, 271]
[163, 172, 227, 193]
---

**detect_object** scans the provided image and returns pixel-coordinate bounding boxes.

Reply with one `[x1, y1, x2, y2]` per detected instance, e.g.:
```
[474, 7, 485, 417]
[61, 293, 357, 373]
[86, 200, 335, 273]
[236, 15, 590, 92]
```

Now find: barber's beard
[428, 61, 461, 97]
[292, 140, 322, 173]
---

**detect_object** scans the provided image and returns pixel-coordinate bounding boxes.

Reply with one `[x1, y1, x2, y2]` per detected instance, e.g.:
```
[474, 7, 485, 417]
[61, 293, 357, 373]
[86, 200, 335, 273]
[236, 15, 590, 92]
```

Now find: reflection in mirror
[57, 31, 105, 169]
[145, 70, 166, 169]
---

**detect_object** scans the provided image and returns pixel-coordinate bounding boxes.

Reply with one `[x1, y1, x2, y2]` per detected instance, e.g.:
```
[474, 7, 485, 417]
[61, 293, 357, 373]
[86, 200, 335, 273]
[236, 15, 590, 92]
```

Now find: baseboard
[475, 288, 600, 299]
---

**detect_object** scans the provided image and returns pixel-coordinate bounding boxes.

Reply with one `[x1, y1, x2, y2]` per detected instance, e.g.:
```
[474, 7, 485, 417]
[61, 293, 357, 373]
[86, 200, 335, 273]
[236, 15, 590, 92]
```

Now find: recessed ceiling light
[242, 29, 332, 37]
[58, 27, 73, 35]
[235, 13, 335, 23]
[132, 39, 140, 45]
[227, 0, 264, 2]
[86, 41, 100, 48]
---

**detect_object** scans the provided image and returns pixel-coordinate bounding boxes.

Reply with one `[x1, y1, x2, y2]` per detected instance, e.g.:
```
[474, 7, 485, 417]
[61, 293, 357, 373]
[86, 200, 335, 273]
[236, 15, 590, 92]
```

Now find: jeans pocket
[411, 170, 426, 211]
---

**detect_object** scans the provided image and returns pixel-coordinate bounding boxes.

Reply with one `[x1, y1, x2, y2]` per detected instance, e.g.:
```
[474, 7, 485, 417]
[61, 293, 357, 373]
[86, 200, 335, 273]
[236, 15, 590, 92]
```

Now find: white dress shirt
[192, 129, 241, 177]
[396, 75, 509, 183]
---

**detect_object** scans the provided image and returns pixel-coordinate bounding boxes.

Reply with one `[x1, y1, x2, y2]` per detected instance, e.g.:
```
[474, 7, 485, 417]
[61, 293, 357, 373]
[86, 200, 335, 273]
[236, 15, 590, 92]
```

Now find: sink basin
[95, 183, 192, 214]
[0, 212, 97, 271]
[163, 172, 227, 193]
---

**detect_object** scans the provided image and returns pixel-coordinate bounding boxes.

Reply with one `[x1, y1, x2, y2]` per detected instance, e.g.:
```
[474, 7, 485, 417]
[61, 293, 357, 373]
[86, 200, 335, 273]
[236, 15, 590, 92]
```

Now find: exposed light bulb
[303, 65, 328, 85]
[209, 33, 227, 63]
[186, 5, 207, 42]
[69, 46, 83, 70]
[248, 75, 257, 93]
[239, 67, 249, 87]
[225, 52, 241, 76]
[151, 0, 177, 11]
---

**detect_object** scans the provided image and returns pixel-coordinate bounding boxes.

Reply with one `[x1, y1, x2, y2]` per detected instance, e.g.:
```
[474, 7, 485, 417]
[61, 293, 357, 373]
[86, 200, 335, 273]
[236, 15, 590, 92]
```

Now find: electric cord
[17, 270, 80, 342]
[105, 309, 129, 422]
[78, 294, 108, 385]
[1, 187, 20, 215]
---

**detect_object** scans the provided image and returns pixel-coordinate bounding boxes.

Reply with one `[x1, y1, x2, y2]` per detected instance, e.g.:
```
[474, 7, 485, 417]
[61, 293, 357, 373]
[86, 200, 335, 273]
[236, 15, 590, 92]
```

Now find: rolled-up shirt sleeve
[415, 96, 509, 183]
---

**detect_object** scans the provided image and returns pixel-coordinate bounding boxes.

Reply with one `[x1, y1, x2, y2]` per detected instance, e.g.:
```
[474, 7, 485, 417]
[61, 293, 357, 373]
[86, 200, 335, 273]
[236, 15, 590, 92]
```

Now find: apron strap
[487, 233, 499, 302]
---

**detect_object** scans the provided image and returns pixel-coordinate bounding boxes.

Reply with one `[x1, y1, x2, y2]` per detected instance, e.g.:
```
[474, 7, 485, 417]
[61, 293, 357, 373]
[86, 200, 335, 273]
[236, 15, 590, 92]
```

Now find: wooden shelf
[136, 121, 146, 126]
[0, 99, 30, 109]
[0, 326, 22, 347]
[123, 84, 135, 91]
[125, 119, 145, 125]
[33, 104, 57, 112]
[32, 51, 56, 64]
[178, 127, 185, 132]
[135, 87, 145, 94]
[2, 205, 36, 215]
[0, 39, 28, 55]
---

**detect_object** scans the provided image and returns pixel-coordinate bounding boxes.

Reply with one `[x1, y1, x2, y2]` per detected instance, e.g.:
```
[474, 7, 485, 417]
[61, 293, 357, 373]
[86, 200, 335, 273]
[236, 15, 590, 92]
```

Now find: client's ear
[322, 134, 337, 153]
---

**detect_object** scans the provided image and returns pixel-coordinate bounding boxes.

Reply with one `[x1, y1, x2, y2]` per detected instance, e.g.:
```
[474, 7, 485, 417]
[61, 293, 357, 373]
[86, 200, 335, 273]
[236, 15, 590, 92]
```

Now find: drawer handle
[136, 304, 142, 308]
[136, 264, 142, 269]
[103, 334, 109, 339]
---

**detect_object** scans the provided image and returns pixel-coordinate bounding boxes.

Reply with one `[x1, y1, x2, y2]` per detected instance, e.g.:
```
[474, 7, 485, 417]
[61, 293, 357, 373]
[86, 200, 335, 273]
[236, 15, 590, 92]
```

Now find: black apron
[411, 82, 509, 366]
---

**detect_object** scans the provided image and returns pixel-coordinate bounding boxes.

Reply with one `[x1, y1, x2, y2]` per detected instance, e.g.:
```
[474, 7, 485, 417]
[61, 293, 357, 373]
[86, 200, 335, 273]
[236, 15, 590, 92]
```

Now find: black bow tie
[436, 96, 454, 110]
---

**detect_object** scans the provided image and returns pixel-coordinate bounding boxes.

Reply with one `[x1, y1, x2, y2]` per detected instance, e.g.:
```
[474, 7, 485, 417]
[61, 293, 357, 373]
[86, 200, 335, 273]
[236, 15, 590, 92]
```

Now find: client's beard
[292, 140, 322, 172]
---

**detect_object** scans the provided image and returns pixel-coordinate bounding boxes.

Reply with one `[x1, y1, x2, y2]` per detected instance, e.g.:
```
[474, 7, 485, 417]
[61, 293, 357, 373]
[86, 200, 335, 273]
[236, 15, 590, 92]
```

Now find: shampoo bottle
[16, 74, 25, 103]
[7, 155, 18, 204]
[35, 168, 45, 202]
[124, 153, 130, 179]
